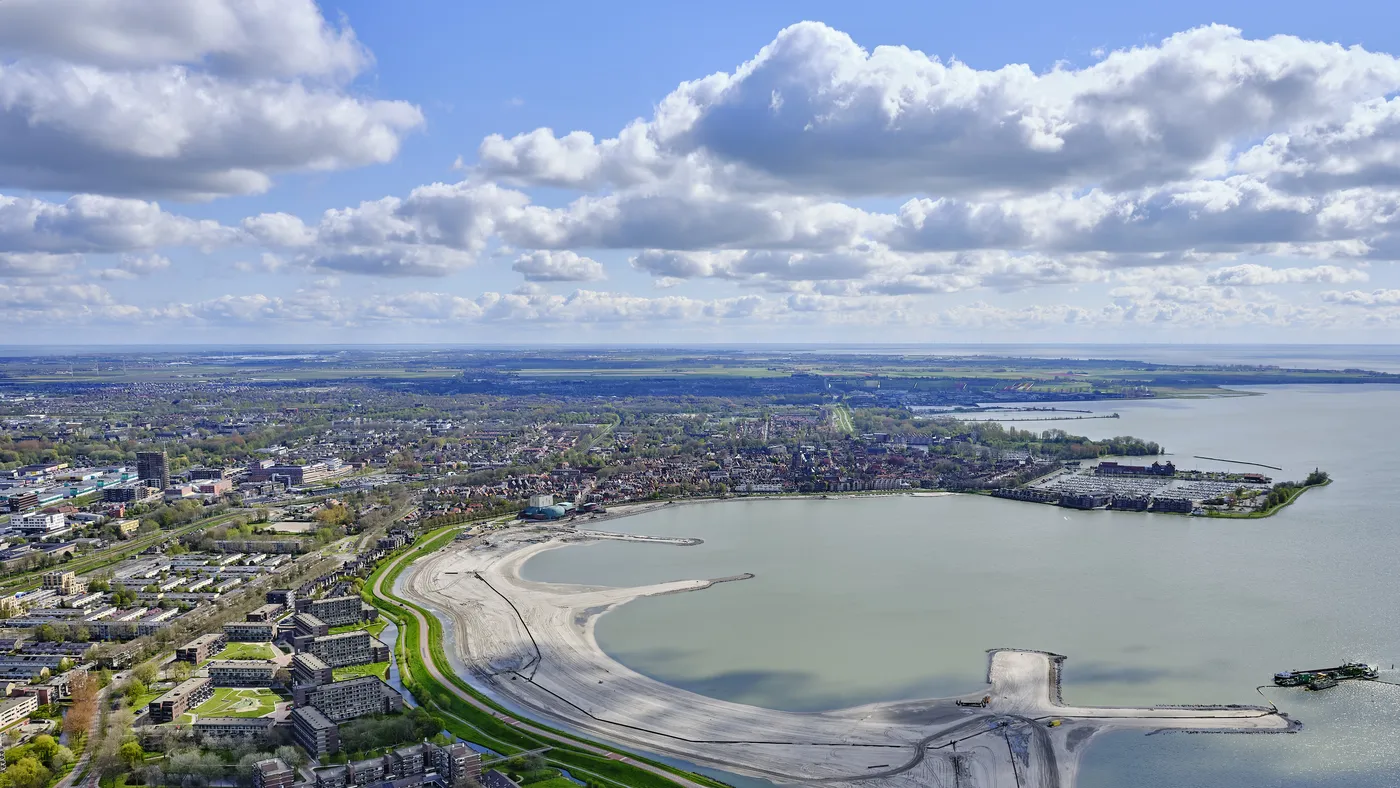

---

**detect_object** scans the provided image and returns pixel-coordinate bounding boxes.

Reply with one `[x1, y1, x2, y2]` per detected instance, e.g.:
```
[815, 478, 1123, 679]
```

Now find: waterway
[524, 385, 1400, 787]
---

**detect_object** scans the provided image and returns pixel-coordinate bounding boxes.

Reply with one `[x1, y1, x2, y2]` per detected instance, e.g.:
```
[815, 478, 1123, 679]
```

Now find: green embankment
[364, 528, 733, 788]
[1205, 479, 1331, 519]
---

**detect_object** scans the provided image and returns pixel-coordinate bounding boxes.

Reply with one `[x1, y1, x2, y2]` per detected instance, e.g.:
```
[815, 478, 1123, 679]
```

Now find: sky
[6, 0, 1400, 345]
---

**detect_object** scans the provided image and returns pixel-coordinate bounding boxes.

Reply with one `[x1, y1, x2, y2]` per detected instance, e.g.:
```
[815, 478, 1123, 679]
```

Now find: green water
[524, 385, 1400, 787]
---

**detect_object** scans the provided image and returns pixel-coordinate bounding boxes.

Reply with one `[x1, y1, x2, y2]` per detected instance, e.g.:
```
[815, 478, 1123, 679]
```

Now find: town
[0, 348, 1342, 788]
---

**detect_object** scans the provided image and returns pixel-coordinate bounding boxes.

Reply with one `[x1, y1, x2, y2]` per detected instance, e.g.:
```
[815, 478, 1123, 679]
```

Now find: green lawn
[520, 778, 580, 788]
[213, 642, 276, 660]
[332, 661, 390, 682]
[189, 687, 279, 718]
[329, 619, 388, 638]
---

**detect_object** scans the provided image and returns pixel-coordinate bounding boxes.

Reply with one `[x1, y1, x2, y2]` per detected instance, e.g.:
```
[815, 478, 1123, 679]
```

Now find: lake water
[524, 385, 1400, 787]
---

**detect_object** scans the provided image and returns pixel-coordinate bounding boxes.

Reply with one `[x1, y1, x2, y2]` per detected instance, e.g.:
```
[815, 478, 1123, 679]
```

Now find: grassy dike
[364, 526, 734, 788]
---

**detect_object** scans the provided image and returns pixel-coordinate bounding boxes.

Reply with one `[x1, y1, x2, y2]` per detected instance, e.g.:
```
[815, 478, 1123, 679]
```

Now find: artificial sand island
[398, 524, 1296, 788]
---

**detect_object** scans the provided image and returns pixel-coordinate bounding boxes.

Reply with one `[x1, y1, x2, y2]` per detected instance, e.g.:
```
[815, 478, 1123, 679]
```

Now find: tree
[122, 679, 147, 705]
[2, 757, 50, 788]
[64, 674, 99, 746]
[169, 661, 194, 683]
[27, 736, 57, 767]
[272, 746, 305, 771]
[118, 742, 145, 771]
[132, 661, 159, 686]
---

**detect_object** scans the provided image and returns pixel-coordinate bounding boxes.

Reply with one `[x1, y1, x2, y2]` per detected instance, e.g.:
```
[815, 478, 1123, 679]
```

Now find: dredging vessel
[1273, 662, 1379, 689]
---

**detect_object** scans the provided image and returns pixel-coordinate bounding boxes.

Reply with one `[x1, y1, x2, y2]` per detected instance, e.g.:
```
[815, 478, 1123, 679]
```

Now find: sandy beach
[399, 525, 1296, 788]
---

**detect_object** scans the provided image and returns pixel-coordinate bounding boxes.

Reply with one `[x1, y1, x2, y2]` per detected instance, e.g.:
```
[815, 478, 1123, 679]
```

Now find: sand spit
[401, 526, 1296, 788]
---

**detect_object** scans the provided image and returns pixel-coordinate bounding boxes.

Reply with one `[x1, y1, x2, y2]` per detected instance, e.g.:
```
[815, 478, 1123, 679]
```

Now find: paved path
[370, 537, 711, 788]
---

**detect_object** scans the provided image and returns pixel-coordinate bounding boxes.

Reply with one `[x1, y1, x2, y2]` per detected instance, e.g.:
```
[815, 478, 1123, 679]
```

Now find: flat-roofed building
[224, 621, 277, 642]
[291, 706, 340, 756]
[305, 631, 387, 668]
[194, 716, 276, 742]
[12, 513, 69, 538]
[175, 633, 227, 664]
[148, 676, 213, 723]
[292, 653, 334, 687]
[312, 743, 480, 788]
[253, 758, 294, 788]
[136, 451, 169, 490]
[246, 603, 283, 622]
[296, 595, 363, 628]
[42, 571, 80, 595]
[0, 695, 38, 727]
[292, 613, 328, 637]
[299, 676, 403, 722]
[266, 589, 296, 608]
[208, 659, 278, 687]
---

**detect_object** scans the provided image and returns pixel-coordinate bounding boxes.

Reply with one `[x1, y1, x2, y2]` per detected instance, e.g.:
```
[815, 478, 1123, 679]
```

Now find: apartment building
[208, 659, 279, 687]
[0, 695, 38, 727]
[312, 742, 481, 788]
[296, 595, 366, 628]
[41, 571, 80, 594]
[292, 653, 334, 687]
[148, 676, 213, 723]
[193, 716, 277, 742]
[253, 759, 295, 788]
[305, 630, 388, 668]
[298, 676, 403, 722]
[291, 706, 340, 756]
[246, 603, 283, 622]
[175, 633, 227, 664]
[224, 621, 277, 642]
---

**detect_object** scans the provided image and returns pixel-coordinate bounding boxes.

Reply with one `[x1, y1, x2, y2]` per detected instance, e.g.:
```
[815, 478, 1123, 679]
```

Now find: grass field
[329, 619, 389, 638]
[332, 661, 390, 682]
[189, 687, 279, 718]
[213, 642, 276, 660]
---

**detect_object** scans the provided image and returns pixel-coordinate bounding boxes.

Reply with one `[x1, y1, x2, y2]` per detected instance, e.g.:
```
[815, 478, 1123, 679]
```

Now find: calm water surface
[524, 385, 1400, 787]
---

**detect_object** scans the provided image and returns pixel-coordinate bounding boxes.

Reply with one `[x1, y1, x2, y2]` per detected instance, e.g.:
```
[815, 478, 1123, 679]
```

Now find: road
[370, 536, 711, 788]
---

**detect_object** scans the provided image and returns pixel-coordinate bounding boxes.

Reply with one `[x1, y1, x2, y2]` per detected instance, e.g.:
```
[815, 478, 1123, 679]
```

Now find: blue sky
[5, 0, 1400, 343]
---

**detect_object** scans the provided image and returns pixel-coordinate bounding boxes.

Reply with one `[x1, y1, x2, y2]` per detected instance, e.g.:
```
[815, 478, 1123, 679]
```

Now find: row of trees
[338, 708, 444, 755]
[0, 734, 74, 788]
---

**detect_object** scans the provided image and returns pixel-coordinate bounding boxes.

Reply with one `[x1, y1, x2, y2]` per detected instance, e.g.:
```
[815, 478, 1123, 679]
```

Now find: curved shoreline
[399, 524, 1296, 788]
